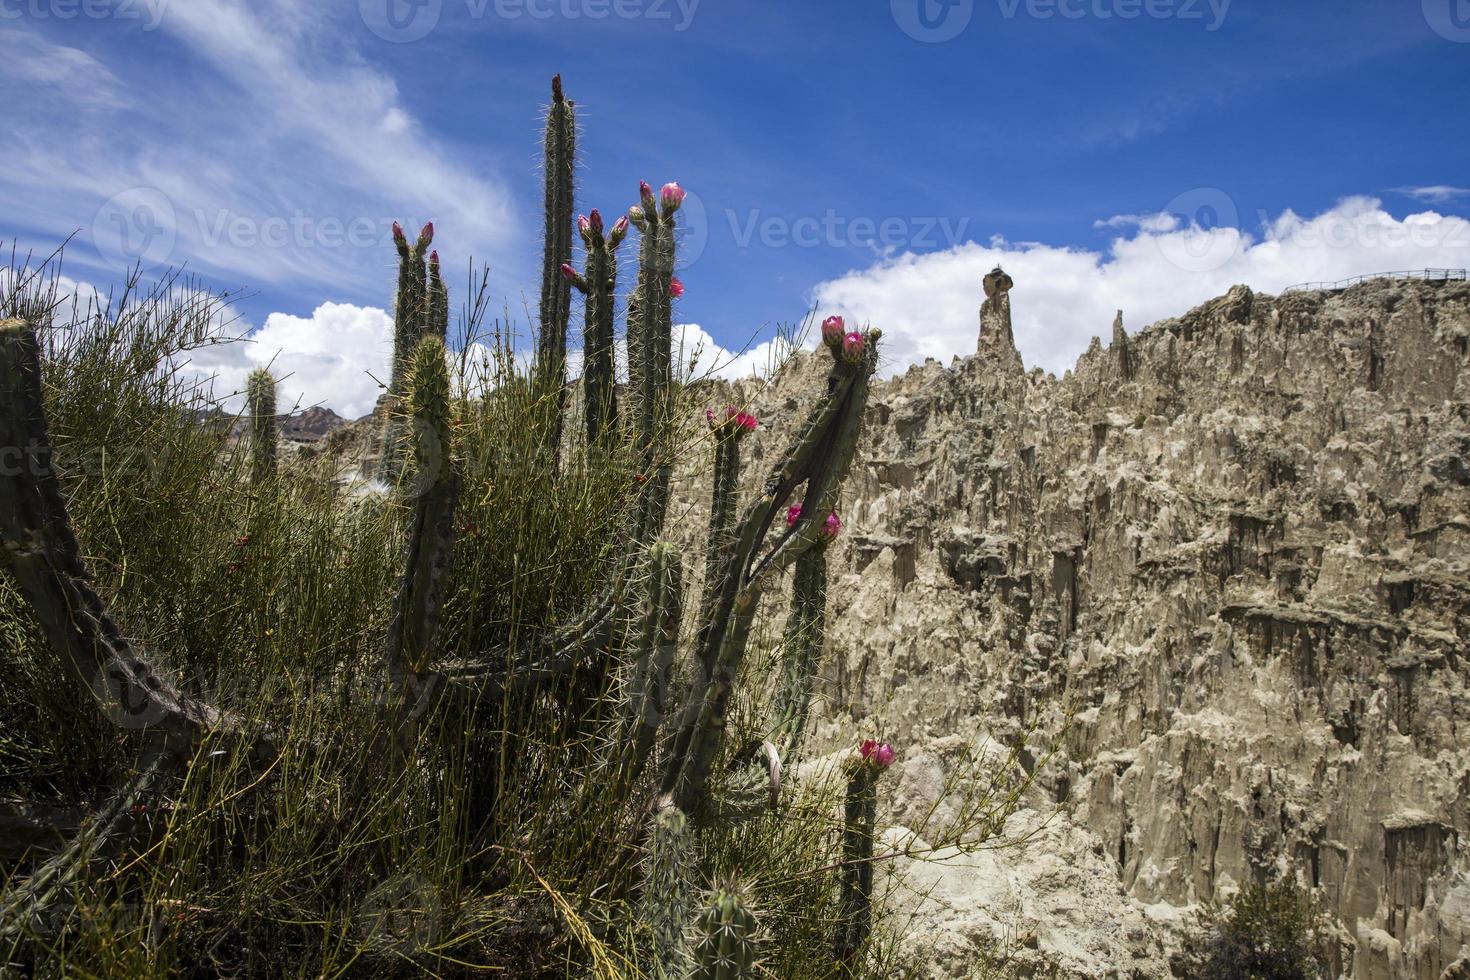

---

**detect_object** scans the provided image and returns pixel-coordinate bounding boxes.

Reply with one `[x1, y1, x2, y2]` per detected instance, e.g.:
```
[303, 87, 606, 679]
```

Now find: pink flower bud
[560, 263, 577, 282]
[821, 315, 845, 348]
[786, 504, 802, 527]
[842, 331, 865, 363]
[628, 206, 648, 230]
[392, 221, 406, 244]
[418, 221, 434, 246]
[429, 249, 439, 267]
[610, 215, 630, 243]
[588, 208, 603, 234]
[874, 743, 896, 767]
[823, 512, 842, 538]
[706, 408, 717, 427]
[639, 180, 656, 211]
[660, 181, 686, 214]
[669, 276, 685, 298]
[578, 214, 591, 235]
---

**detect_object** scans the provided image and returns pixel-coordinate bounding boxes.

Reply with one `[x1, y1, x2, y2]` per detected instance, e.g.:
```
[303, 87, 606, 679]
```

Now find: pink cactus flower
[611, 215, 630, 239]
[859, 739, 877, 760]
[842, 331, 865, 362]
[588, 208, 603, 233]
[392, 221, 406, 244]
[707, 408, 717, 426]
[660, 181, 686, 213]
[577, 214, 591, 235]
[736, 411, 757, 432]
[823, 512, 842, 538]
[786, 504, 803, 527]
[670, 276, 685, 298]
[821, 315, 845, 348]
[560, 263, 577, 282]
[874, 743, 896, 767]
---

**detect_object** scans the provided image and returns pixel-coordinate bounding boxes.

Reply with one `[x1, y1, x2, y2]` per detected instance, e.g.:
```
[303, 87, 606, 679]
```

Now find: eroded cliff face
[703, 274, 1470, 978]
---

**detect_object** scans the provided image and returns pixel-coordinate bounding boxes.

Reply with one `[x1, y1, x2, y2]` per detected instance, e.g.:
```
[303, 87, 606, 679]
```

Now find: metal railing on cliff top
[1281, 268, 1467, 293]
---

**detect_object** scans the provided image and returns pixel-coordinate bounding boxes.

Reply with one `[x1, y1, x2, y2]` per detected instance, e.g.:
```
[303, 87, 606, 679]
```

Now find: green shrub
[1176, 879, 1330, 980]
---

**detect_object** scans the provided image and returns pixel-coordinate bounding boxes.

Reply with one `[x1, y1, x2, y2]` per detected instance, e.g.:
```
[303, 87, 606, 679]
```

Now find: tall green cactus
[640, 796, 696, 980]
[770, 541, 828, 760]
[564, 209, 627, 447]
[383, 335, 460, 687]
[378, 220, 435, 480]
[691, 885, 759, 980]
[834, 742, 893, 964]
[427, 248, 449, 341]
[246, 367, 277, 484]
[536, 73, 577, 460]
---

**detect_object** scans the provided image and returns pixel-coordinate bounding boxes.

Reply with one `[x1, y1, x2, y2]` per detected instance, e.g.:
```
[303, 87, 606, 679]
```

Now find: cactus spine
[640, 796, 695, 980]
[536, 74, 577, 460]
[691, 885, 759, 980]
[246, 367, 277, 484]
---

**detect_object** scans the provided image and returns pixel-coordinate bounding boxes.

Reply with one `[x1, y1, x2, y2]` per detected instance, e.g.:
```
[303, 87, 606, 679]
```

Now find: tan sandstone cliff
[695, 272, 1470, 978]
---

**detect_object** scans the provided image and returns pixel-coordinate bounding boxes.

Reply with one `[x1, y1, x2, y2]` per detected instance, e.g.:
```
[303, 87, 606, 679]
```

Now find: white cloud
[810, 197, 1470, 378]
[1393, 185, 1470, 204]
[184, 302, 393, 420]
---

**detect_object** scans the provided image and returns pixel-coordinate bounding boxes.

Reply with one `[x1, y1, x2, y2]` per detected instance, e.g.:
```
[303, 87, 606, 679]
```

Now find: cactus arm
[691, 886, 759, 980]
[0, 319, 261, 759]
[640, 796, 695, 980]
[834, 757, 881, 963]
[427, 250, 449, 341]
[378, 222, 433, 479]
[620, 542, 683, 785]
[535, 74, 577, 460]
[246, 367, 277, 484]
[382, 336, 461, 689]
[770, 545, 827, 759]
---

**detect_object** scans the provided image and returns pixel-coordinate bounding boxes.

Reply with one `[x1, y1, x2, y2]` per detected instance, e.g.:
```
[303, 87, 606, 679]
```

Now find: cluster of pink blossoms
[820, 315, 868, 364]
[859, 739, 896, 768]
[707, 406, 757, 433]
[785, 505, 842, 539]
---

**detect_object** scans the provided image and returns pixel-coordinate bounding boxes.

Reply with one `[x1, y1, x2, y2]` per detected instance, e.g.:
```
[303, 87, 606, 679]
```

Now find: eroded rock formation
[702, 272, 1470, 978]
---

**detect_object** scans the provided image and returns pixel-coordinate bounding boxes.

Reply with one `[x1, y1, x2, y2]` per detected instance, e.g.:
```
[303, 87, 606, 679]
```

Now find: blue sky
[3, 0, 1469, 415]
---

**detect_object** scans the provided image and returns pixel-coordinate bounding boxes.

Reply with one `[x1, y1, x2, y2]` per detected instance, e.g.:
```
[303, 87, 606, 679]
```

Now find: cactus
[383, 335, 460, 687]
[566, 209, 626, 447]
[770, 541, 827, 760]
[378, 220, 435, 479]
[834, 741, 894, 964]
[535, 73, 577, 460]
[427, 248, 449, 342]
[691, 884, 759, 980]
[622, 542, 683, 779]
[246, 367, 277, 484]
[640, 796, 695, 980]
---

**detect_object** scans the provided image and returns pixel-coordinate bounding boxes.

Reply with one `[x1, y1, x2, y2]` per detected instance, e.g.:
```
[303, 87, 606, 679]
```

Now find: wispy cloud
[1392, 185, 1470, 204]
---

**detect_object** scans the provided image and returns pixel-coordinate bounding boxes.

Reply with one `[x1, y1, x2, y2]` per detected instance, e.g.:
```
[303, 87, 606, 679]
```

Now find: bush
[1175, 879, 1330, 980]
